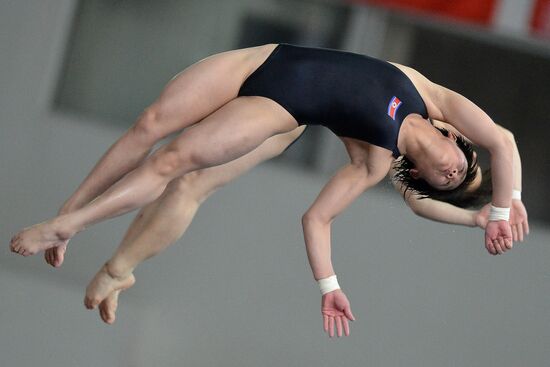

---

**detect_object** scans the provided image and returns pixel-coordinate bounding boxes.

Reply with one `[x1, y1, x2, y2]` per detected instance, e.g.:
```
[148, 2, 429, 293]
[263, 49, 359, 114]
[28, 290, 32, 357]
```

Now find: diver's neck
[397, 115, 441, 163]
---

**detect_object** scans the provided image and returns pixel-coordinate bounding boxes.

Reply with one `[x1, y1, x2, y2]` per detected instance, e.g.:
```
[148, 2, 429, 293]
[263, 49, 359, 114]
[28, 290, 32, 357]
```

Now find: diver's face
[411, 132, 468, 190]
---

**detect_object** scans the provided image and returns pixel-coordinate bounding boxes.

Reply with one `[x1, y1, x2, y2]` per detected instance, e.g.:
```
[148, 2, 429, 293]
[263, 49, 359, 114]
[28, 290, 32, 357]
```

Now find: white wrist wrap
[512, 190, 521, 200]
[318, 275, 340, 295]
[489, 205, 510, 221]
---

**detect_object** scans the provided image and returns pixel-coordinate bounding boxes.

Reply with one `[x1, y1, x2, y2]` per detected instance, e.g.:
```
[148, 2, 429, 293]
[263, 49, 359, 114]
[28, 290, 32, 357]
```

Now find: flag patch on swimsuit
[387, 96, 402, 120]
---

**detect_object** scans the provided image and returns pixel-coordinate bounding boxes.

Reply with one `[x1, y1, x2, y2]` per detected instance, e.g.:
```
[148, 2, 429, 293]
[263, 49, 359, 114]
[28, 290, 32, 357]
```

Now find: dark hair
[393, 127, 492, 208]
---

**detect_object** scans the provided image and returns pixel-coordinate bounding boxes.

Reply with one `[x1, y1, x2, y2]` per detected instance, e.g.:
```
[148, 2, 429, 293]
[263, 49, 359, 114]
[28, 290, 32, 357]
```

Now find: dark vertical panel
[410, 26, 550, 222]
[235, 14, 301, 48]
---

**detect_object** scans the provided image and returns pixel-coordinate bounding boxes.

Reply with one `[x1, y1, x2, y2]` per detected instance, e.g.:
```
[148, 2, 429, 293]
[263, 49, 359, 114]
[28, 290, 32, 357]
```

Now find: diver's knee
[133, 104, 171, 144]
[173, 170, 221, 203]
[149, 148, 187, 177]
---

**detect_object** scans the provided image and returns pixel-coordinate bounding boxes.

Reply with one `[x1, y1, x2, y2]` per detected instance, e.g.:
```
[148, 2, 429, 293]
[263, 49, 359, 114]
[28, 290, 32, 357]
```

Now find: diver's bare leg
[111, 127, 305, 274]
[59, 45, 275, 214]
[10, 96, 298, 256]
[85, 127, 305, 319]
[45, 44, 277, 264]
[47, 126, 304, 268]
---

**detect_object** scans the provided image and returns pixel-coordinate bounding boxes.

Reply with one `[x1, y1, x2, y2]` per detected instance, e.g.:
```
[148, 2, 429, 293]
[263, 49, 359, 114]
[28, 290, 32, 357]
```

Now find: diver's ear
[410, 168, 420, 179]
[472, 151, 477, 161]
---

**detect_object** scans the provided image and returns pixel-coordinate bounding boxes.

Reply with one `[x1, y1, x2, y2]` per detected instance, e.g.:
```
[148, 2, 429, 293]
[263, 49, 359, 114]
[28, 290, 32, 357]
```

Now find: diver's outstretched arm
[498, 126, 529, 241]
[302, 139, 393, 338]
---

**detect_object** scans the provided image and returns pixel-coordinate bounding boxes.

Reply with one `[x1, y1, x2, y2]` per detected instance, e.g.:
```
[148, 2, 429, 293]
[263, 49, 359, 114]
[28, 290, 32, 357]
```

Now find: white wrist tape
[489, 205, 510, 221]
[318, 275, 340, 295]
[512, 190, 521, 200]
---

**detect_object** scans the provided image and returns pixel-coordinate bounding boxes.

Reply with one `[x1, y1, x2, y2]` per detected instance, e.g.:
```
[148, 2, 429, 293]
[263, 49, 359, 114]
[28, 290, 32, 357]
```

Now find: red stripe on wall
[531, 0, 550, 37]
[349, 0, 498, 26]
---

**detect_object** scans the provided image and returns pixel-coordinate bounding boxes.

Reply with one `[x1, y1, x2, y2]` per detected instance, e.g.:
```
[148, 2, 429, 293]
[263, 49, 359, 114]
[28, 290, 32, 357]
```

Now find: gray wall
[54, 0, 346, 125]
[1, 1, 549, 367]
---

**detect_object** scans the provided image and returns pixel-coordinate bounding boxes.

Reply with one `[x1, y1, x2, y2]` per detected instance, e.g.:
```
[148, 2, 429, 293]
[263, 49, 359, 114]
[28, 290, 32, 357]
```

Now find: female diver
[9, 43, 527, 337]
[75, 118, 526, 332]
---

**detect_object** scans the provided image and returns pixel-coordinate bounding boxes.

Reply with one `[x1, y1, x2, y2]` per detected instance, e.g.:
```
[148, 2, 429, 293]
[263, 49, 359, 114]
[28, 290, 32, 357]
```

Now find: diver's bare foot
[98, 290, 121, 325]
[45, 243, 68, 267]
[84, 263, 135, 310]
[10, 218, 73, 256]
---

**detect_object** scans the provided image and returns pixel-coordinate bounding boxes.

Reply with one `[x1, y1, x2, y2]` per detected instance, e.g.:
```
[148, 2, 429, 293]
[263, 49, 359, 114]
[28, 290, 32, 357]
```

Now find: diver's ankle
[50, 215, 78, 240]
[105, 259, 134, 280]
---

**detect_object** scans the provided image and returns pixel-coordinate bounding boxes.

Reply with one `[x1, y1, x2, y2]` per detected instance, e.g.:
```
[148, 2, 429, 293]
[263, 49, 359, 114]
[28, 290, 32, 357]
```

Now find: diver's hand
[321, 289, 355, 337]
[484, 220, 513, 255]
[510, 199, 529, 242]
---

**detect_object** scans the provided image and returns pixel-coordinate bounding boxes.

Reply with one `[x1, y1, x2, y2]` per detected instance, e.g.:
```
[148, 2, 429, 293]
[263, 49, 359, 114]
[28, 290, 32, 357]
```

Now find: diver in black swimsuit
[239, 43, 427, 158]
[10, 43, 521, 338]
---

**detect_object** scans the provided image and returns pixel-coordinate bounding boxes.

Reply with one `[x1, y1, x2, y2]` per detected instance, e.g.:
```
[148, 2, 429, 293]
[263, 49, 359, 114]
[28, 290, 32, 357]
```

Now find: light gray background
[1, 1, 549, 366]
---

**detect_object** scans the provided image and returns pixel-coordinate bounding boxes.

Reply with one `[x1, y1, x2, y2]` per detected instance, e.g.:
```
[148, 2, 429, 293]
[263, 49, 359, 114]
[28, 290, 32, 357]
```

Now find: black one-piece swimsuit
[237, 43, 429, 158]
